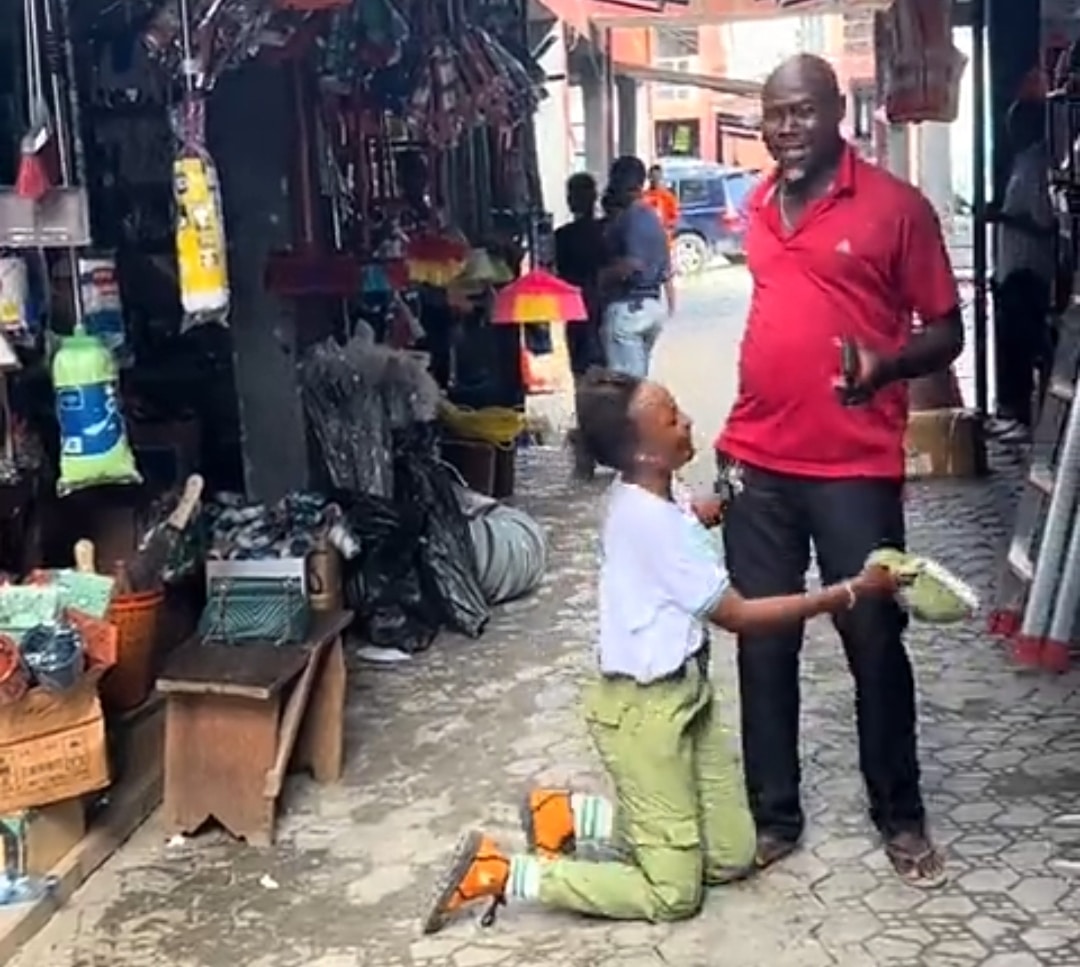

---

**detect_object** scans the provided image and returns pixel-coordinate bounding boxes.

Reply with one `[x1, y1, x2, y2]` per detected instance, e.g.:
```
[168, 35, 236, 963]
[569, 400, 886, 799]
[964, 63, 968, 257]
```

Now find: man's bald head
[761, 54, 846, 187]
[764, 54, 842, 104]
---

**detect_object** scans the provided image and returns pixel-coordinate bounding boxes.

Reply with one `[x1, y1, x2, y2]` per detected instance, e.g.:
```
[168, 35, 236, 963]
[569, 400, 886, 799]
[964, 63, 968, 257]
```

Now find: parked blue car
[658, 158, 761, 275]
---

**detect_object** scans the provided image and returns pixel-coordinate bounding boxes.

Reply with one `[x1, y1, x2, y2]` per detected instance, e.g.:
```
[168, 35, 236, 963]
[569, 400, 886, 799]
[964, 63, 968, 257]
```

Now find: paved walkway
[12, 440, 1080, 967]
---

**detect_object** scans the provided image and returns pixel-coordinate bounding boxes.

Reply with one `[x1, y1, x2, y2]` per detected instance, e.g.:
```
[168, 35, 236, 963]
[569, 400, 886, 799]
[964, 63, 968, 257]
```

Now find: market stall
[0, 0, 562, 946]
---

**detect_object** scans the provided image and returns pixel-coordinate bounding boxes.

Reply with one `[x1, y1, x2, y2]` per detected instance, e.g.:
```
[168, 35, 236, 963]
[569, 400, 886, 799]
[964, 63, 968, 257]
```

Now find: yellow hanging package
[174, 150, 229, 327]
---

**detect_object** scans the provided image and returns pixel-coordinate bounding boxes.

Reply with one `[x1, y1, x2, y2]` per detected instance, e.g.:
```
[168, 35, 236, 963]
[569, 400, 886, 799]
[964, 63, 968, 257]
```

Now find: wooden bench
[157, 610, 352, 846]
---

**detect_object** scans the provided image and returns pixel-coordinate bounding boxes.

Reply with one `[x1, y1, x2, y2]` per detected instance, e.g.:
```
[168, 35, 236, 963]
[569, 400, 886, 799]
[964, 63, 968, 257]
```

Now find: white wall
[534, 29, 572, 225]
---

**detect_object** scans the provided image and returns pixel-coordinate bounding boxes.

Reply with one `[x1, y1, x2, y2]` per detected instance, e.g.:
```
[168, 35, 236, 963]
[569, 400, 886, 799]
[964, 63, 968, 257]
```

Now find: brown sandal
[885, 832, 948, 890]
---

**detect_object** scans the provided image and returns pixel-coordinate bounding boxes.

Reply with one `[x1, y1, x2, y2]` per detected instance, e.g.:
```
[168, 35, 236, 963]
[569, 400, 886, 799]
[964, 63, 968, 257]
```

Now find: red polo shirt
[717, 146, 959, 479]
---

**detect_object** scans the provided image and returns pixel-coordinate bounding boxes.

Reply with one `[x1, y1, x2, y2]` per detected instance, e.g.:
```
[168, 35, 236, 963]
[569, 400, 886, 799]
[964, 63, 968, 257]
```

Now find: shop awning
[613, 63, 763, 97]
[536, 0, 891, 31]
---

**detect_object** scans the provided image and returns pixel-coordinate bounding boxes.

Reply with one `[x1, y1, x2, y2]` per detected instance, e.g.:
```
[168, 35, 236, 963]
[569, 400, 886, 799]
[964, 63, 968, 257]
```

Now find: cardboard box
[905, 408, 986, 480]
[0, 669, 109, 813]
[0, 797, 85, 877]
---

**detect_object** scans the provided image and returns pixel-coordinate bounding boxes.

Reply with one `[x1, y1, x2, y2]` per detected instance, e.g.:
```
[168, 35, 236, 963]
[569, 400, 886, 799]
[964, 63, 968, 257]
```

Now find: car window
[676, 178, 711, 207]
[723, 172, 759, 210]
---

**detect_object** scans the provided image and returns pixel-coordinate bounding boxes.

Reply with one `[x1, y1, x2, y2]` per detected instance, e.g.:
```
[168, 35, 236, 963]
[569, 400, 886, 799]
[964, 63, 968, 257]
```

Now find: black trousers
[993, 269, 1052, 427]
[721, 461, 925, 843]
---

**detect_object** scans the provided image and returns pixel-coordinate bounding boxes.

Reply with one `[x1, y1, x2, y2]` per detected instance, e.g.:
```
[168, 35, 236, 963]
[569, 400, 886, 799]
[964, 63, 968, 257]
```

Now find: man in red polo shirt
[718, 55, 963, 889]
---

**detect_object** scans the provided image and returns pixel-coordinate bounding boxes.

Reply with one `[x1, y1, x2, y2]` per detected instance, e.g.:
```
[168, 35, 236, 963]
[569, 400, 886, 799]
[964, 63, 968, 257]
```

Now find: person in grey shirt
[600, 156, 675, 377]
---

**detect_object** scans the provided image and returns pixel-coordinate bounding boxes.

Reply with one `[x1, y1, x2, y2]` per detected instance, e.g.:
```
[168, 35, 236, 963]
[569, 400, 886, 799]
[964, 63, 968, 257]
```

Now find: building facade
[641, 9, 875, 167]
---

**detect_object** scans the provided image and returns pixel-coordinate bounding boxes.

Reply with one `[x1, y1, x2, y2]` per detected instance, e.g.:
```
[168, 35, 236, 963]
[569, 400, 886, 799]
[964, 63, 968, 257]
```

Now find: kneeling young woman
[423, 369, 901, 934]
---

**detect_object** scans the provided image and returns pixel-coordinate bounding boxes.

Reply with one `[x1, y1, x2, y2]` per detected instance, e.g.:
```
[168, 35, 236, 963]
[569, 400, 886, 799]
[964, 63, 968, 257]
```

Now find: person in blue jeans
[600, 156, 674, 378]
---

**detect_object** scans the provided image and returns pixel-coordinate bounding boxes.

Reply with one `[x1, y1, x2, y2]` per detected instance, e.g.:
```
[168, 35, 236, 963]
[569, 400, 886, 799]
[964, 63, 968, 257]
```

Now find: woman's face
[631, 381, 695, 471]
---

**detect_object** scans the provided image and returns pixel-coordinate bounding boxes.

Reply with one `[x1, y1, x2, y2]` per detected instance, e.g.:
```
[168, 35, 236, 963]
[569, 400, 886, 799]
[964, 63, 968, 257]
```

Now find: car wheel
[673, 233, 708, 276]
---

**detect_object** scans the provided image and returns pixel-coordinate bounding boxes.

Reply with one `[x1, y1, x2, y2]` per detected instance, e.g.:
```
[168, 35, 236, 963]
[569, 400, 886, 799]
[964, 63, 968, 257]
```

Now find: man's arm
[864, 195, 964, 394]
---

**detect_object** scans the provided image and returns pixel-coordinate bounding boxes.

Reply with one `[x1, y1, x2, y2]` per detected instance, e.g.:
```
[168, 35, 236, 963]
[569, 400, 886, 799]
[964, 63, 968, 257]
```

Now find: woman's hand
[691, 496, 724, 529]
[850, 563, 905, 600]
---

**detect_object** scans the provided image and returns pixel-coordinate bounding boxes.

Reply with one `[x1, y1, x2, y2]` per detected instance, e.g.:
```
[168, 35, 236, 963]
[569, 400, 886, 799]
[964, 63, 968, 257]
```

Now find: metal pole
[602, 27, 614, 171]
[971, 0, 989, 415]
[1019, 393, 1080, 644]
[1044, 489, 1080, 659]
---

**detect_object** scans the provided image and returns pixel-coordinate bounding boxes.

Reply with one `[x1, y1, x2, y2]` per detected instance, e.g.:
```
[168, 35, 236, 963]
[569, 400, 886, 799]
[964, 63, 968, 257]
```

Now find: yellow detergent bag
[174, 151, 229, 326]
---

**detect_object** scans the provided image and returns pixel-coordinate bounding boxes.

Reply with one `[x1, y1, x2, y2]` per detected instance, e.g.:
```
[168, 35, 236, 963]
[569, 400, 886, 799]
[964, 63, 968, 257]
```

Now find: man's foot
[520, 788, 575, 857]
[885, 831, 948, 890]
[754, 832, 799, 870]
[422, 832, 510, 935]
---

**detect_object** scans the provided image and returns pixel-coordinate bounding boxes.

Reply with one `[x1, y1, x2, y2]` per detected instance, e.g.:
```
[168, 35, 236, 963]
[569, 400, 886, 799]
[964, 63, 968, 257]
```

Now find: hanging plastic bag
[0, 257, 33, 342]
[78, 253, 126, 356]
[875, 0, 967, 125]
[172, 97, 229, 330]
[52, 331, 141, 496]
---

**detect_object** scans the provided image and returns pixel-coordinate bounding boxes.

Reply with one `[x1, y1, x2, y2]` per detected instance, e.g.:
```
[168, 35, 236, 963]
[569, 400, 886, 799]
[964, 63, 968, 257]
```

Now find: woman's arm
[707, 566, 898, 636]
[710, 583, 854, 635]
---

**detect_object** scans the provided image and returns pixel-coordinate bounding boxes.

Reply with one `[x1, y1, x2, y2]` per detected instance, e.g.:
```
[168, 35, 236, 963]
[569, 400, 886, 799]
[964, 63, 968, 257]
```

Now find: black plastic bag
[394, 428, 490, 638]
[344, 494, 440, 653]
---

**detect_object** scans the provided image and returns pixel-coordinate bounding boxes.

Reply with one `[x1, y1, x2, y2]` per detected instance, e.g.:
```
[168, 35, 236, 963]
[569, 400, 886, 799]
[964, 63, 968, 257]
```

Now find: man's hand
[833, 339, 883, 406]
[691, 496, 725, 529]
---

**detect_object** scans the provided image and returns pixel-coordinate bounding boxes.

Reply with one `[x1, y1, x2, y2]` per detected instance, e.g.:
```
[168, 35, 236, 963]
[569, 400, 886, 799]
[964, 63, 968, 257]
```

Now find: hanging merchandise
[78, 254, 126, 355]
[0, 258, 33, 341]
[405, 234, 469, 287]
[874, 0, 967, 125]
[172, 96, 229, 328]
[52, 330, 141, 496]
[143, 0, 276, 90]
[318, 0, 410, 87]
[15, 0, 55, 202]
[0, 0, 90, 249]
[407, 40, 467, 150]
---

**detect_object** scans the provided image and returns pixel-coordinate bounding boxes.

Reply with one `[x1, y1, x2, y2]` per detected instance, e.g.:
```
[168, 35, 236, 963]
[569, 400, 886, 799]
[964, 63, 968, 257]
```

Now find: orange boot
[520, 788, 575, 857]
[423, 832, 510, 934]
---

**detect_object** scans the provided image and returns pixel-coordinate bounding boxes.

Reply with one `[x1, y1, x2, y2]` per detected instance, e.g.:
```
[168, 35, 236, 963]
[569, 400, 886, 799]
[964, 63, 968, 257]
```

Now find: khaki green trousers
[537, 664, 755, 922]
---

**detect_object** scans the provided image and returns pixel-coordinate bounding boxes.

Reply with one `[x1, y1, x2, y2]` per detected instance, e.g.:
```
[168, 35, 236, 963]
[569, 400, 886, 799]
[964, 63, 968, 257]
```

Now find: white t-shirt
[598, 481, 729, 683]
[995, 143, 1055, 284]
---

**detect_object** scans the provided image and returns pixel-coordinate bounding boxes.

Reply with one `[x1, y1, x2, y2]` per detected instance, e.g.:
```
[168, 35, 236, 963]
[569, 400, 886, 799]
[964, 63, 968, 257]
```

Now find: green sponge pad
[866, 547, 979, 624]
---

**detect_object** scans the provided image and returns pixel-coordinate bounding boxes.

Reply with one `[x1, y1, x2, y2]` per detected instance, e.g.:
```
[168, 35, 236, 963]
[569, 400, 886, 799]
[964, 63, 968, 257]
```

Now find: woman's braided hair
[576, 368, 643, 473]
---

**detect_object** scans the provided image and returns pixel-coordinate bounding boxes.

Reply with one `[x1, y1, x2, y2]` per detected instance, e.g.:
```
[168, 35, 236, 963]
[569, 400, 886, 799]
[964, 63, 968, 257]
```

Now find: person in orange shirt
[641, 164, 679, 310]
[643, 165, 679, 236]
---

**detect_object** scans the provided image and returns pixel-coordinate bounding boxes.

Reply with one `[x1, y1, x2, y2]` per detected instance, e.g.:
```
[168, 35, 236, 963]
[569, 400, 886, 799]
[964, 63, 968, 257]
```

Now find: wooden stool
[158, 610, 352, 846]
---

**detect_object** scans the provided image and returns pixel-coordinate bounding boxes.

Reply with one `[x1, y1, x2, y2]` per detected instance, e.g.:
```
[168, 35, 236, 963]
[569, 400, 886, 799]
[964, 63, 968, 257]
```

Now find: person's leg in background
[806, 477, 944, 888]
[423, 675, 711, 933]
[639, 298, 666, 377]
[603, 301, 662, 379]
[720, 461, 811, 864]
[993, 269, 1045, 437]
[566, 318, 605, 479]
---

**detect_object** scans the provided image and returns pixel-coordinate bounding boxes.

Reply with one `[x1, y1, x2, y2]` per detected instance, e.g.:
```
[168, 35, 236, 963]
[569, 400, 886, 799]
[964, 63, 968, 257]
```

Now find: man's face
[648, 167, 663, 188]
[761, 70, 843, 184]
